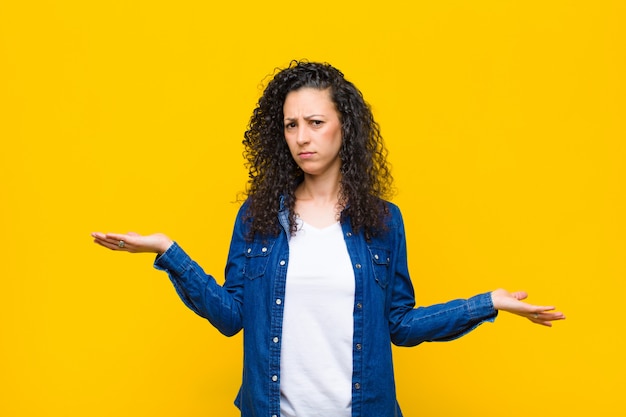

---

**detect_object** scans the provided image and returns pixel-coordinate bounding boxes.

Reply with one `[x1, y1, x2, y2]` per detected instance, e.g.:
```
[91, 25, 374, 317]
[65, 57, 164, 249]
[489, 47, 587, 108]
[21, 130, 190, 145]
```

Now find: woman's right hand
[91, 232, 173, 255]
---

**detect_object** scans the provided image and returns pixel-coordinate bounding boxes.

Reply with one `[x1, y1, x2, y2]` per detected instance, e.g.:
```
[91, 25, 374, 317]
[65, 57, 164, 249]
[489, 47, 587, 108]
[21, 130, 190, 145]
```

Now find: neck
[296, 173, 341, 204]
[294, 174, 343, 228]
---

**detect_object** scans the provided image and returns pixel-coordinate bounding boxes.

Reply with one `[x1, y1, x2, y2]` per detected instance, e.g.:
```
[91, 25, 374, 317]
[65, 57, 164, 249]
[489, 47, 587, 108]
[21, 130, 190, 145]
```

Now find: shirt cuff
[153, 242, 190, 275]
[468, 291, 498, 323]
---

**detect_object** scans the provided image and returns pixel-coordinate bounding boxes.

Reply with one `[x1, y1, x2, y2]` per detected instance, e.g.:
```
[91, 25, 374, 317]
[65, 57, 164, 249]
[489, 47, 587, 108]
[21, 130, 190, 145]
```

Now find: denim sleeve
[390, 292, 498, 347]
[386, 204, 498, 347]
[153, 207, 247, 337]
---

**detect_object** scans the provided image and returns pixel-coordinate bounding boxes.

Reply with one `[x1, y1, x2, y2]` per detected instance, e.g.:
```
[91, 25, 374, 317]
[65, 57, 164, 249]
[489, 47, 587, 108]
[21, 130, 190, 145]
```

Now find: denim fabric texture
[154, 198, 497, 417]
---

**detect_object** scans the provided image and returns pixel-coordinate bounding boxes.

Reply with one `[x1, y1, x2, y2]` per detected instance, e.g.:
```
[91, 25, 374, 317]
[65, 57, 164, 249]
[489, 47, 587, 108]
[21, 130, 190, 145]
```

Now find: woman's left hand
[491, 288, 566, 327]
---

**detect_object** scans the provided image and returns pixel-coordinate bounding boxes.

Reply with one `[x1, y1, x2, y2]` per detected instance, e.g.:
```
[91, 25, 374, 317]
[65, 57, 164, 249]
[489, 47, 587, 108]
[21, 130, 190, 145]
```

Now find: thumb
[510, 291, 528, 301]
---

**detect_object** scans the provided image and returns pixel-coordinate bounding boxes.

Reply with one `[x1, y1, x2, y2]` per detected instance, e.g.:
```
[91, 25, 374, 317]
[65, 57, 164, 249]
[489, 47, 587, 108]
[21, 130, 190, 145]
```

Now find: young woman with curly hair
[242, 61, 392, 239]
[92, 61, 564, 417]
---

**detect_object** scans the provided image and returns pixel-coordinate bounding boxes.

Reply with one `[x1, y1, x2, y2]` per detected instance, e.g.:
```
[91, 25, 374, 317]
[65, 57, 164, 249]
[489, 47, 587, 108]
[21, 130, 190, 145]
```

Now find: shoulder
[233, 199, 253, 231]
[234, 197, 282, 242]
[360, 199, 406, 245]
[238, 198, 252, 213]
[383, 200, 401, 215]
[380, 199, 404, 227]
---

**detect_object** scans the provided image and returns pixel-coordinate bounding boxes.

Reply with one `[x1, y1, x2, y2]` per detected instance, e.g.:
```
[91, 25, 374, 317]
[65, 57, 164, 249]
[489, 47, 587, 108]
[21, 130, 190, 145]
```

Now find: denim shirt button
[279, 260, 286, 266]
[346, 232, 352, 237]
[354, 383, 361, 390]
[355, 263, 361, 269]
[275, 299, 282, 305]
[247, 248, 251, 253]
[355, 343, 362, 350]
[261, 247, 267, 252]
[273, 337, 279, 343]
[272, 375, 278, 382]
[356, 303, 362, 309]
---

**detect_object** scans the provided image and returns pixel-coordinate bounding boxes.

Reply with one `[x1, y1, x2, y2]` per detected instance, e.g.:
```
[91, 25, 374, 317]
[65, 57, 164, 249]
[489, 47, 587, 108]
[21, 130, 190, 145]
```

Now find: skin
[92, 87, 566, 327]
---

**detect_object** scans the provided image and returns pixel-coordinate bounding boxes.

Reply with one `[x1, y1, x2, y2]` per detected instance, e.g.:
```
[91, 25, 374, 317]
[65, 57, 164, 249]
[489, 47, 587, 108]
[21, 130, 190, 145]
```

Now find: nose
[295, 126, 309, 145]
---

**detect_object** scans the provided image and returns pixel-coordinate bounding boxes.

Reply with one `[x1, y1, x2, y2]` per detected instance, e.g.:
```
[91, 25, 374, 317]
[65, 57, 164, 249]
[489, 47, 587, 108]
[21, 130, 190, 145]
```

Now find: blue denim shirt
[154, 199, 497, 417]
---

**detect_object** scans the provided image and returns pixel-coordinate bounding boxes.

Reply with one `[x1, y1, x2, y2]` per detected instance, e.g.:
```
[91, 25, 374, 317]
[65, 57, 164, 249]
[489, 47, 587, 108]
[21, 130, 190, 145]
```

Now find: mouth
[298, 151, 315, 159]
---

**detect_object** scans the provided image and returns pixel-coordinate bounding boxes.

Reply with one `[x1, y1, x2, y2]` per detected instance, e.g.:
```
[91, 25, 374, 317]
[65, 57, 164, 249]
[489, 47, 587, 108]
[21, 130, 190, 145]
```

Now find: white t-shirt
[280, 220, 355, 417]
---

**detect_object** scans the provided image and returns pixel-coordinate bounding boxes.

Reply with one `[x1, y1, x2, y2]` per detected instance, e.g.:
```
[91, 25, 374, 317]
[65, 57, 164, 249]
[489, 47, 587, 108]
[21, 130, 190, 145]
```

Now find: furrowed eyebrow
[284, 114, 325, 122]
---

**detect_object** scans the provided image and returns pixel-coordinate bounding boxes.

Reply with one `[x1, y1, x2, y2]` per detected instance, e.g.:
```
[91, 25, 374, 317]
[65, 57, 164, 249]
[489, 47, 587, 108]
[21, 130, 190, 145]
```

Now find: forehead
[283, 88, 337, 115]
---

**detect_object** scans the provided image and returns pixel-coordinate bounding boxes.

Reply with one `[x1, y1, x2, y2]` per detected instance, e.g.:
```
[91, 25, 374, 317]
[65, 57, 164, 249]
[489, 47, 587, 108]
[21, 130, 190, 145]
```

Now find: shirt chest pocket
[243, 241, 274, 279]
[368, 246, 391, 288]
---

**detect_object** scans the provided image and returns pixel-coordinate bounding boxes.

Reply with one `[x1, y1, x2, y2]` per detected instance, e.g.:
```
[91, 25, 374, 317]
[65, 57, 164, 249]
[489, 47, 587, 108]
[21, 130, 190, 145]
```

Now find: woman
[92, 61, 565, 417]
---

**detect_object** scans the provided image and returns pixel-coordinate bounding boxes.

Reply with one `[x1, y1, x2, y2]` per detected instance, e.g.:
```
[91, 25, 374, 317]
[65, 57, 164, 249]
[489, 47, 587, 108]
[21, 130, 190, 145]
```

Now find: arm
[153, 241, 244, 336]
[390, 290, 565, 346]
[91, 208, 248, 336]
[385, 205, 565, 347]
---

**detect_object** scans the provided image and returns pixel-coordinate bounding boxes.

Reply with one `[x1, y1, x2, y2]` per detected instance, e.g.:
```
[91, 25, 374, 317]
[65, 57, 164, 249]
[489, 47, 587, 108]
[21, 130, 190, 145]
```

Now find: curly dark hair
[242, 61, 394, 238]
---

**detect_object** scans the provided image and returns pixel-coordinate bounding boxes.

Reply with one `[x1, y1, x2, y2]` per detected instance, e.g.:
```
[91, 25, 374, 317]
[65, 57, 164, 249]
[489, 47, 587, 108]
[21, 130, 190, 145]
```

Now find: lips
[298, 152, 315, 159]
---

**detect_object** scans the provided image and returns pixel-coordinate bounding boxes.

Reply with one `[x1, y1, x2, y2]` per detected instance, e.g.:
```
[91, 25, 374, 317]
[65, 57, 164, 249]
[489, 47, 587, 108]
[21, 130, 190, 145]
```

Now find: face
[283, 88, 343, 179]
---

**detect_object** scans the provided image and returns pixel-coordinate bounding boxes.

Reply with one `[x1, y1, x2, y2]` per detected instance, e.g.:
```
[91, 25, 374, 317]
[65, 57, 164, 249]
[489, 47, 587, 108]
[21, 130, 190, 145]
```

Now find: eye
[284, 122, 296, 129]
[310, 120, 324, 127]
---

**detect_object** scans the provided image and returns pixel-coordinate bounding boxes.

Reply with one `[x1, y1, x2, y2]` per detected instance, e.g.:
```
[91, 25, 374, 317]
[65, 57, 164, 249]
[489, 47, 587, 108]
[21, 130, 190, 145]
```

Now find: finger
[104, 232, 131, 241]
[527, 310, 565, 326]
[92, 233, 113, 246]
[539, 311, 566, 320]
[93, 238, 124, 251]
[535, 306, 557, 313]
[526, 313, 552, 327]
[102, 233, 136, 250]
[92, 232, 127, 246]
[92, 233, 132, 251]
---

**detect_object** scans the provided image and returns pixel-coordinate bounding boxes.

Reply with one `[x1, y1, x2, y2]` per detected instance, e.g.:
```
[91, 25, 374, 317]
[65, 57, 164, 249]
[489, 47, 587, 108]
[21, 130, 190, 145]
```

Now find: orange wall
[1, 1, 624, 416]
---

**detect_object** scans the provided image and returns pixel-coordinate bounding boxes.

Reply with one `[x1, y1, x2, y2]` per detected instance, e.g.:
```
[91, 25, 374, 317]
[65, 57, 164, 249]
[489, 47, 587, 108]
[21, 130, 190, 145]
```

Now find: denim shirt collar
[277, 194, 351, 240]
[277, 195, 290, 239]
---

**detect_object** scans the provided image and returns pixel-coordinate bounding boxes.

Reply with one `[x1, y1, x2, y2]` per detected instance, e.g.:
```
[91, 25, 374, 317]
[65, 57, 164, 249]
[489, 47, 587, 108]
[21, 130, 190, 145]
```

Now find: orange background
[1, 1, 624, 416]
